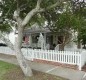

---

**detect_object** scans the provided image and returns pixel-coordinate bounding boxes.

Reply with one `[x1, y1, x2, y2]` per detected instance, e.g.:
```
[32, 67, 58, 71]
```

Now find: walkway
[0, 53, 86, 80]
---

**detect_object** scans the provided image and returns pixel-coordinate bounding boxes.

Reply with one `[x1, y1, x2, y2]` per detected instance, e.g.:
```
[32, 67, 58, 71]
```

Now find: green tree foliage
[71, 0, 86, 46]
[0, 0, 62, 30]
[43, 0, 86, 44]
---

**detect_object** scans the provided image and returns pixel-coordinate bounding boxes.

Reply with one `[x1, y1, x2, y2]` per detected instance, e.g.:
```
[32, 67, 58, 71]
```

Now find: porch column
[29, 34, 32, 47]
[44, 33, 46, 45]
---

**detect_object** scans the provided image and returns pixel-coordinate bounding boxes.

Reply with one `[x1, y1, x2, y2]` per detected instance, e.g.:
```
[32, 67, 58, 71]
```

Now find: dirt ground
[0, 53, 68, 80]
[2, 66, 68, 80]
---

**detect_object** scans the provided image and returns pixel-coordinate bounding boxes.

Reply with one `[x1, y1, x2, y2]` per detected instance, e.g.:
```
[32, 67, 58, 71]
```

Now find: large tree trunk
[15, 27, 33, 77]
[15, 47, 33, 76]
[59, 44, 65, 51]
[77, 41, 81, 49]
[0, 31, 33, 76]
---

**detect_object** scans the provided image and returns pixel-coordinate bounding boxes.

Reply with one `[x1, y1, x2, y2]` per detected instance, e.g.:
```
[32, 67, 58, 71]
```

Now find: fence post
[31, 49, 34, 61]
[78, 52, 81, 70]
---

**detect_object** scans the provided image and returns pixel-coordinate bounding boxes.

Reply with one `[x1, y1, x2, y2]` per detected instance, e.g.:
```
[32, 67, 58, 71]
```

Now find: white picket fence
[0, 47, 86, 70]
[0, 47, 15, 55]
[23, 49, 82, 70]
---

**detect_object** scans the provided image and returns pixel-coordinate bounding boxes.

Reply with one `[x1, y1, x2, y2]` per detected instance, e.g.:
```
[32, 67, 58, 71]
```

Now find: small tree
[42, 0, 86, 50]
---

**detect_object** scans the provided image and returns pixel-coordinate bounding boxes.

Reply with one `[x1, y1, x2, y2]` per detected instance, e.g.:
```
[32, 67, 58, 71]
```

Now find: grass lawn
[0, 60, 68, 80]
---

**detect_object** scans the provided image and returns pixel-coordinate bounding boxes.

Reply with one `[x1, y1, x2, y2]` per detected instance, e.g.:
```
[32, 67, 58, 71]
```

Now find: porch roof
[24, 23, 51, 34]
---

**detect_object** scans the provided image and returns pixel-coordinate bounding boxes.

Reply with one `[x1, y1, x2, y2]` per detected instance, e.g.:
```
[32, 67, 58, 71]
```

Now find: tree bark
[15, 47, 33, 76]
[14, 26, 33, 77]
[77, 41, 81, 49]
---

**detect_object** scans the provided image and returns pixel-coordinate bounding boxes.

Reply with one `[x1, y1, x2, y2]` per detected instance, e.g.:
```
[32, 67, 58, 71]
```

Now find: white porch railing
[0, 47, 86, 70]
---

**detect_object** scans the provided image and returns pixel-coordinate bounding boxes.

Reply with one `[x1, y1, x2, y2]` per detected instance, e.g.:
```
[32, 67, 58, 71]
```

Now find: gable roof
[24, 23, 50, 34]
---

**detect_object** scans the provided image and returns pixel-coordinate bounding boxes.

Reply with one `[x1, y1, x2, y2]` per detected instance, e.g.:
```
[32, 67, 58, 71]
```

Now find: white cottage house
[0, 23, 81, 50]
[23, 23, 79, 50]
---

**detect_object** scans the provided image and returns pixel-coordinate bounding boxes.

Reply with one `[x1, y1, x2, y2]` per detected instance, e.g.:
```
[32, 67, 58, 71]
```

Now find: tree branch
[38, 0, 64, 12]
[39, 2, 59, 12]
[13, 9, 22, 27]
[36, 0, 42, 9]
[21, 0, 64, 27]
[0, 33, 14, 50]
[22, 0, 42, 27]
[13, 0, 23, 25]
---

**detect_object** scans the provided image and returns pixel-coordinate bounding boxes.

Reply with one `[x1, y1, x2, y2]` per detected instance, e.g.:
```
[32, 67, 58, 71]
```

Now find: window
[32, 35, 38, 43]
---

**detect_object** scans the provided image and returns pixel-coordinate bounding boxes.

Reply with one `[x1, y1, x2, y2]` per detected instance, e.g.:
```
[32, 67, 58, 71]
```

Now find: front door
[46, 35, 53, 45]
